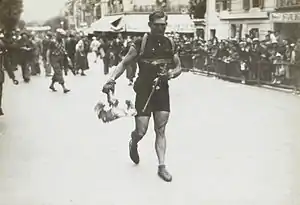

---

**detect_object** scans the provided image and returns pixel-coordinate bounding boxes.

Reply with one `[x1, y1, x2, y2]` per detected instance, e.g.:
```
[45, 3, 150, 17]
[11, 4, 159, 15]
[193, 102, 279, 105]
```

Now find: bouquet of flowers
[94, 90, 136, 123]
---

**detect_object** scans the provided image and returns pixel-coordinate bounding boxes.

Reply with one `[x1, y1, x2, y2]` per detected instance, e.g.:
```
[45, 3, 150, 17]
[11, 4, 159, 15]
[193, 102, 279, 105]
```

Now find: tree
[18, 19, 26, 30]
[66, 0, 99, 15]
[43, 16, 69, 31]
[66, 0, 76, 15]
[0, 0, 23, 31]
[189, 0, 206, 19]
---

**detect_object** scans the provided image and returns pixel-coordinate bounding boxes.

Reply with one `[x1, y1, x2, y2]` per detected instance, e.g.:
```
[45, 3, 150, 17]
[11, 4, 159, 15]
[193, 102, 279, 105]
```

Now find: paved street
[0, 60, 300, 205]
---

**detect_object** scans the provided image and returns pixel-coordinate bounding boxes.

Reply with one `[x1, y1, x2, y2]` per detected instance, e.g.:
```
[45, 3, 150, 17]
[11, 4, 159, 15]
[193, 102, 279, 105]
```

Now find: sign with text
[272, 12, 300, 23]
[276, 0, 300, 8]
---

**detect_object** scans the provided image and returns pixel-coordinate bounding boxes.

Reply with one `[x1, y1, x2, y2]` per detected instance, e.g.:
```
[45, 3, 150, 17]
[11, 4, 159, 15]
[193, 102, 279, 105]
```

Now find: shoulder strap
[139, 33, 148, 57]
[167, 37, 175, 54]
[163, 34, 175, 54]
[139, 34, 175, 57]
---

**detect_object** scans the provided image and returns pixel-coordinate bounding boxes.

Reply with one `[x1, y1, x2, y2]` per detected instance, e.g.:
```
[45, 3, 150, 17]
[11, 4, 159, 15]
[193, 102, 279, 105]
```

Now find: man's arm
[46, 49, 51, 64]
[168, 53, 182, 79]
[291, 50, 296, 64]
[109, 46, 138, 81]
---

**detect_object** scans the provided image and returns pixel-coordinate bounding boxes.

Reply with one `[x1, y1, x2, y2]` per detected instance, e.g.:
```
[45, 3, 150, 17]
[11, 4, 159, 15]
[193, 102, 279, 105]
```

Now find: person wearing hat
[0, 32, 19, 116]
[74, 37, 89, 76]
[90, 36, 101, 64]
[46, 29, 70, 93]
[239, 41, 251, 83]
[102, 10, 182, 182]
[42, 32, 53, 76]
[290, 39, 300, 94]
[30, 34, 42, 76]
[65, 33, 77, 76]
[272, 52, 286, 84]
[250, 38, 264, 81]
[123, 36, 137, 85]
[17, 31, 34, 82]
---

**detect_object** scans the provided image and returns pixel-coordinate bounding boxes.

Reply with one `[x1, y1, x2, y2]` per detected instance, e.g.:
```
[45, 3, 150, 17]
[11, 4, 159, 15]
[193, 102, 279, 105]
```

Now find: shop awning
[25, 26, 51, 31]
[90, 15, 125, 32]
[91, 14, 195, 33]
[82, 27, 95, 35]
[123, 14, 148, 32]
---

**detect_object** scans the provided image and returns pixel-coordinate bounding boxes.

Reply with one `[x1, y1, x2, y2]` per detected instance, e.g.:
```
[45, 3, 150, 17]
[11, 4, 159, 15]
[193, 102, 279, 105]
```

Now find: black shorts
[135, 87, 170, 117]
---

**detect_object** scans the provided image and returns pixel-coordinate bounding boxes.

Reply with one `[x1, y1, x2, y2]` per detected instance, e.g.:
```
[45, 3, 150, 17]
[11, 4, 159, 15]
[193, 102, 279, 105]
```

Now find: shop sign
[166, 24, 195, 33]
[276, 0, 300, 8]
[272, 12, 300, 22]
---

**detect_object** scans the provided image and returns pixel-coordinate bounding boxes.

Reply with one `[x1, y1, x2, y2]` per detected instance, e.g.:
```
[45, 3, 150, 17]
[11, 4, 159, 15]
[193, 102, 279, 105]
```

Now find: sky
[21, 0, 68, 22]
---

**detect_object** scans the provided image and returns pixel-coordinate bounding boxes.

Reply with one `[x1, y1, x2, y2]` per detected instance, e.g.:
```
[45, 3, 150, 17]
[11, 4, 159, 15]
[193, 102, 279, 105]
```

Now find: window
[196, 28, 205, 39]
[215, 2, 220, 12]
[243, 0, 264, 10]
[222, 0, 228, 10]
[250, 28, 259, 38]
[215, 0, 230, 12]
[231, 24, 237, 38]
[210, 29, 216, 37]
[252, 0, 260, 7]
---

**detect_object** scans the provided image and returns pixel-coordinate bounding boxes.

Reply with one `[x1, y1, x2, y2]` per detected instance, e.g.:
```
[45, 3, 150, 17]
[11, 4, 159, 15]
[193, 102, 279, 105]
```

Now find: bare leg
[153, 111, 169, 165]
[153, 111, 172, 182]
[129, 116, 150, 164]
[0, 83, 3, 115]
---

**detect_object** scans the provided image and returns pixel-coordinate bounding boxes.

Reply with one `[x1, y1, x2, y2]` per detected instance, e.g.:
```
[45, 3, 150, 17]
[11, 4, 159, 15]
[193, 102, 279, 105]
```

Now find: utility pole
[80, 0, 85, 25]
[73, 0, 79, 30]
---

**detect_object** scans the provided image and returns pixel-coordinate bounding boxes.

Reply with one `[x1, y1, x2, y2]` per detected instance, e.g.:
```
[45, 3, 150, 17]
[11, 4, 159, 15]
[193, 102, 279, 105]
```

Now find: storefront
[271, 12, 300, 41]
[227, 19, 271, 40]
[90, 13, 195, 33]
[193, 19, 205, 39]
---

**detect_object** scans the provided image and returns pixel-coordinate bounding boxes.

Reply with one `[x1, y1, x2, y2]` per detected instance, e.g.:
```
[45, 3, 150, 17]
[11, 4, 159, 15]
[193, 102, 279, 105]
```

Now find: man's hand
[158, 69, 173, 81]
[102, 79, 116, 94]
[12, 79, 19, 85]
[107, 94, 119, 107]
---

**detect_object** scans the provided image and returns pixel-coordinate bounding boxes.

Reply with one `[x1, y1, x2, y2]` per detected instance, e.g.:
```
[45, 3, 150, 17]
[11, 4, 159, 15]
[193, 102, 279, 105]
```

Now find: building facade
[271, 0, 300, 41]
[92, 0, 196, 33]
[99, 0, 190, 16]
[205, 0, 230, 40]
[206, 0, 276, 40]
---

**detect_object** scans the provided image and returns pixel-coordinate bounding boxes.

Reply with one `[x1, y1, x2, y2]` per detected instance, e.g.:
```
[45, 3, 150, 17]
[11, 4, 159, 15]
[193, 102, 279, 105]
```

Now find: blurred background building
[206, 0, 275, 40]
[271, 0, 300, 41]
[64, 0, 207, 37]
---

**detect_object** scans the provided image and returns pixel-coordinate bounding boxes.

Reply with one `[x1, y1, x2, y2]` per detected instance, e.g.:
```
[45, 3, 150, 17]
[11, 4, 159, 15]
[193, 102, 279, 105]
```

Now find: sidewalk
[190, 68, 296, 95]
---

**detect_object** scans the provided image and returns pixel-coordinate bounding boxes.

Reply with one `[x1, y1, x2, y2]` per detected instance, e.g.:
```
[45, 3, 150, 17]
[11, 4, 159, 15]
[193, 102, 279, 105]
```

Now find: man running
[102, 10, 182, 182]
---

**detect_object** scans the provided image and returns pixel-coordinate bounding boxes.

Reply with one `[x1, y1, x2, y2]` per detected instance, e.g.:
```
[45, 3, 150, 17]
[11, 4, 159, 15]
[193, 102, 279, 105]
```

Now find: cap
[265, 41, 272, 45]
